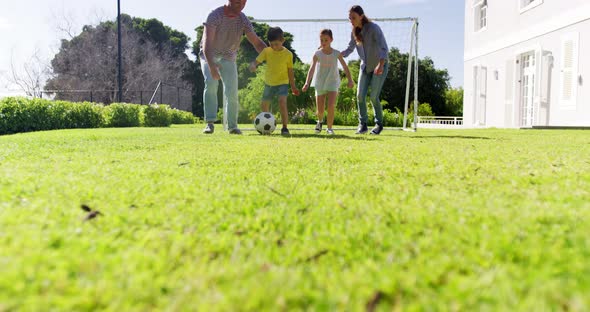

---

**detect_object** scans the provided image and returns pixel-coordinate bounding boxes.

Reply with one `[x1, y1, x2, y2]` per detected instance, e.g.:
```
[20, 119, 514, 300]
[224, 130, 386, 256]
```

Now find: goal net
[251, 18, 420, 131]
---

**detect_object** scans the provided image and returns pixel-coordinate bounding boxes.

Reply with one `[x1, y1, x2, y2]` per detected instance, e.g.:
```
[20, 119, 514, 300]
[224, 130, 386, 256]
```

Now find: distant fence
[40, 82, 193, 112]
[417, 116, 464, 126]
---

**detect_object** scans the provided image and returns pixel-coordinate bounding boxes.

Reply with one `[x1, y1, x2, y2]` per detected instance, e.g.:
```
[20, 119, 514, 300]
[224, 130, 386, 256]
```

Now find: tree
[380, 48, 451, 116]
[130, 17, 189, 57]
[46, 14, 193, 110]
[445, 87, 464, 116]
[6, 49, 47, 98]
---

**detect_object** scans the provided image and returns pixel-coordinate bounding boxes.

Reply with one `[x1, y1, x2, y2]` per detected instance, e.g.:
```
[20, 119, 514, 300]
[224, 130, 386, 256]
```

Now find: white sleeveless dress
[312, 49, 341, 93]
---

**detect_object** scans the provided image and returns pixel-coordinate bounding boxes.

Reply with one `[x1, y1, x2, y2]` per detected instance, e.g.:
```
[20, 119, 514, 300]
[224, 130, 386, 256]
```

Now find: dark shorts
[262, 84, 289, 101]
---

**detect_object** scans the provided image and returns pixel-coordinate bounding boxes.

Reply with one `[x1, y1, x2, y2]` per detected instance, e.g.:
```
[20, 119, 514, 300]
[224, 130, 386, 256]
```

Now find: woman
[341, 5, 389, 135]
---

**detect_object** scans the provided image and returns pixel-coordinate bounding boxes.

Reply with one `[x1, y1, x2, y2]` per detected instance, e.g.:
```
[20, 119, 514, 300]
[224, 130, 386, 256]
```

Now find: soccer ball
[254, 112, 276, 135]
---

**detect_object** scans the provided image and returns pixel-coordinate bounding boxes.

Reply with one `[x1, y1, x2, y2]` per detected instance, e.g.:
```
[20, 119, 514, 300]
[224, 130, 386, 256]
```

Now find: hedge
[0, 97, 197, 135]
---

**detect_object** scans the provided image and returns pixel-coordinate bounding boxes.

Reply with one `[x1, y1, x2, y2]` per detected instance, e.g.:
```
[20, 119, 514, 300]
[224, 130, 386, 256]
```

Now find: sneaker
[228, 128, 242, 135]
[315, 122, 322, 133]
[370, 124, 384, 135]
[203, 123, 214, 134]
[326, 128, 335, 135]
[355, 123, 368, 134]
[281, 127, 290, 136]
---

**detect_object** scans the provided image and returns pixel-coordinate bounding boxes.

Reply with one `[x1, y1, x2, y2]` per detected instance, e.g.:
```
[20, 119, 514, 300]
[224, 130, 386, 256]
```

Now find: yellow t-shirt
[256, 47, 293, 86]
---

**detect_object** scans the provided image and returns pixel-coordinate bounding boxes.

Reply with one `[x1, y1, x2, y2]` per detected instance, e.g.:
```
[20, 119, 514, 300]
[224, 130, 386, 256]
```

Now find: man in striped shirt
[199, 0, 266, 134]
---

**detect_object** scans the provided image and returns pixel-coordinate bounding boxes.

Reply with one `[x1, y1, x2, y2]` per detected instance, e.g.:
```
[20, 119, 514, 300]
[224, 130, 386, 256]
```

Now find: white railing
[417, 116, 464, 126]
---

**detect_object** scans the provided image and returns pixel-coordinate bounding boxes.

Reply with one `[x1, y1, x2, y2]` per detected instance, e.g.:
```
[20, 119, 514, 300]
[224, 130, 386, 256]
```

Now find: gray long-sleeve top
[341, 22, 389, 73]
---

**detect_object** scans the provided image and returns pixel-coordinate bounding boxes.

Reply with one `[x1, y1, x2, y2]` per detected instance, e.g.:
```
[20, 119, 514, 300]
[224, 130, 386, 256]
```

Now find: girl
[302, 29, 354, 135]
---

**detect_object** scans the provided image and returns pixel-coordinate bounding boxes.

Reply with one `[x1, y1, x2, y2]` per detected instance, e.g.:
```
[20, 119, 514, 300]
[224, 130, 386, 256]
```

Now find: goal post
[250, 17, 420, 132]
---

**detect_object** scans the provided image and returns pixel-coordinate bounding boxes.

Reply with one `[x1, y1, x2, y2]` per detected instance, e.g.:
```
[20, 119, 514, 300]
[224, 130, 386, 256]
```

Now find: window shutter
[479, 67, 487, 124]
[540, 52, 552, 103]
[560, 33, 579, 109]
[480, 67, 487, 97]
[505, 61, 514, 101]
[505, 60, 514, 126]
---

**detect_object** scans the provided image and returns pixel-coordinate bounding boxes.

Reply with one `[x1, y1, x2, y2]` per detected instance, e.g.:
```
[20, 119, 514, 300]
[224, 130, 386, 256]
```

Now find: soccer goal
[251, 17, 420, 131]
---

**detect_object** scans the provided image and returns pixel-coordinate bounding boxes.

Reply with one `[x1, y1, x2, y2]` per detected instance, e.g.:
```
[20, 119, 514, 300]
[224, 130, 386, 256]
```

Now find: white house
[464, 0, 590, 128]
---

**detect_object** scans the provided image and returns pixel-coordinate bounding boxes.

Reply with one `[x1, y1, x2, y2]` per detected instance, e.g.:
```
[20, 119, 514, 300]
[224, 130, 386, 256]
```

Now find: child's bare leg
[278, 96, 288, 128]
[316, 94, 326, 123]
[327, 91, 338, 129]
[261, 100, 271, 112]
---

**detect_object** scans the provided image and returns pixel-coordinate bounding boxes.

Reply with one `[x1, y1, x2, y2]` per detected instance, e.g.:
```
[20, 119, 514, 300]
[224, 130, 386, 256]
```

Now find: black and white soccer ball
[254, 112, 277, 135]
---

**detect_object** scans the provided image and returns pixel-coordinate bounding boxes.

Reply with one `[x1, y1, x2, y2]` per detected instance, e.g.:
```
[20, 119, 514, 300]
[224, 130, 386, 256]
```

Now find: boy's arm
[249, 59, 262, 72]
[302, 55, 318, 92]
[338, 54, 355, 89]
[288, 68, 300, 96]
[249, 50, 265, 72]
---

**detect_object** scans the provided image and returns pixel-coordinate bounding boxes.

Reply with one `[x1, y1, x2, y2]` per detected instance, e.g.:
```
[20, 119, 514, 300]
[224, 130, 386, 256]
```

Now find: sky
[0, 0, 464, 94]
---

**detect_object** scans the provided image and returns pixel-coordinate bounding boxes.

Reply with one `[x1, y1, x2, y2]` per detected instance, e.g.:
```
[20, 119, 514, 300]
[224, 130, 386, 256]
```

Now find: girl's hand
[292, 87, 300, 96]
[302, 83, 309, 92]
[347, 80, 354, 89]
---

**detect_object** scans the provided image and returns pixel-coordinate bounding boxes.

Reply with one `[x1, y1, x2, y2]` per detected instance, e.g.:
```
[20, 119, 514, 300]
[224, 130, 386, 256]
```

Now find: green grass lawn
[1, 125, 589, 311]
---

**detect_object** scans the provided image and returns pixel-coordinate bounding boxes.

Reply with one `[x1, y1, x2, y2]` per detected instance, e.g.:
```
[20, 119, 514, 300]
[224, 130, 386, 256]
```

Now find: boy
[249, 27, 300, 135]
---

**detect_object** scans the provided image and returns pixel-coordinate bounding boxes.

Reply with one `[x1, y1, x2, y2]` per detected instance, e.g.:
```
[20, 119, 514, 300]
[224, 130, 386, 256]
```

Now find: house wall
[464, 0, 590, 127]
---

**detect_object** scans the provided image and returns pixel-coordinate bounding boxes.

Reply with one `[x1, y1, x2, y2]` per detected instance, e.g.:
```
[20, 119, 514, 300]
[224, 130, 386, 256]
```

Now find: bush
[0, 97, 26, 134]
[0, 97, 108, 135]
[0, 97, 195, 135]
[0, 98, 62, 134]
[144, 104, 172, 127]
[382, 108, 405, 127]
[18, 98, 54, 132]
[170, 109, 196, 124]
[290, 108, 316, 125]
[333, 109, 358, 126]
[417, 103, 435, 117]
[104, 103, 143, 127]
[65, 102, 105, 128]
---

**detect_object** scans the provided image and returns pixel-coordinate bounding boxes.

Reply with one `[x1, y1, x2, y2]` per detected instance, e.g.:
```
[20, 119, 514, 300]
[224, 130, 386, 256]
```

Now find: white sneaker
[326, 128, 335, 135]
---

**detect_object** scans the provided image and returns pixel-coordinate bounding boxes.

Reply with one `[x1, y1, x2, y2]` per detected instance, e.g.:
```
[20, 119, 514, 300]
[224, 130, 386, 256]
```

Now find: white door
[520, 52, 536, 127]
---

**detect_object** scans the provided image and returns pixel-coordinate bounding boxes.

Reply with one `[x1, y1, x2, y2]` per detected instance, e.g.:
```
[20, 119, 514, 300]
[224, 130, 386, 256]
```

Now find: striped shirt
[198, 6, 254, 62]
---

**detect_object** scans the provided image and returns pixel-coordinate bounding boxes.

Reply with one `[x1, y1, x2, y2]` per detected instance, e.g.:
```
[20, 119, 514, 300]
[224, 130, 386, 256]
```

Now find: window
[474, 0, 488, 32]
[520, 0, 543, 13]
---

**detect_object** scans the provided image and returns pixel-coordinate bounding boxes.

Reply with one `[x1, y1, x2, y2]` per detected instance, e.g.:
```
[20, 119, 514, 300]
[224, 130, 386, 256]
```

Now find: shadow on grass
[379, 133, 493, 140]
[267, 133, 374, 140]
[406, 135, 493, 140]
[243, 130, 491, 141]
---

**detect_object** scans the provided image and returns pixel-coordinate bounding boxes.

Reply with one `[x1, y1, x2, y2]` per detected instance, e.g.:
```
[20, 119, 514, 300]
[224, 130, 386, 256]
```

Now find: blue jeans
[201, 57, 239, 130]
[356, 62, 389, 125]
